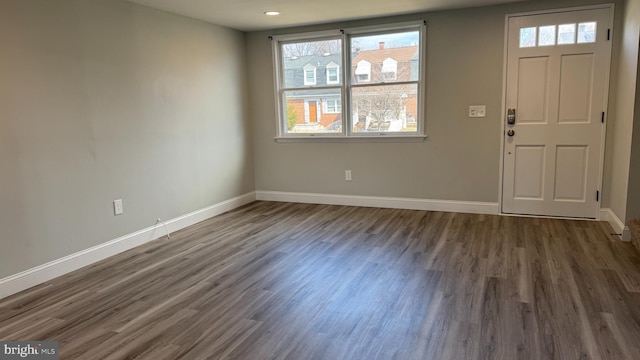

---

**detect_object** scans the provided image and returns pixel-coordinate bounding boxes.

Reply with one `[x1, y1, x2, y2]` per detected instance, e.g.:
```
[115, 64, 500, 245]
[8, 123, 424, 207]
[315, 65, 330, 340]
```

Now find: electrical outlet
[469, 105, 486, 118]
[113, 199, 124, 216]
[345, 170, 352, 181]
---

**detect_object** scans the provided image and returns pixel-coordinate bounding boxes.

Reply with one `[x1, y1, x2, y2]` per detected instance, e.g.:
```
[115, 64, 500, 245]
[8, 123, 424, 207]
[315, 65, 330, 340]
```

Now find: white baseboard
[600, 208, 631, 241]
[255, 191, 499, 215]
[0, 192, 256, 300]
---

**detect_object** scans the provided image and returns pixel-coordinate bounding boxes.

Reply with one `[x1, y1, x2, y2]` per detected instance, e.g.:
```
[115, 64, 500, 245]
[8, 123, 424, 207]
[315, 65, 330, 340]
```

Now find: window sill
[274, 135, 428, 143]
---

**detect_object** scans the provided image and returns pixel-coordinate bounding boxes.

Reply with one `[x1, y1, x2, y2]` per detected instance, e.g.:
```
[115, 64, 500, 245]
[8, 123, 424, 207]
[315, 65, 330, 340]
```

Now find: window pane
[324, 99, 341, 113]
[520, 27, 537, 48]
[538, 26, 556, 46]
[578, 22, 597, 43]
[327, 67, 339, 84]
[558, 24, 576, 45]
[282, 38, 342, 88]
[283, 89, 342, 134]
[351, 31, 420, 84]
[351, 84, 418, 133]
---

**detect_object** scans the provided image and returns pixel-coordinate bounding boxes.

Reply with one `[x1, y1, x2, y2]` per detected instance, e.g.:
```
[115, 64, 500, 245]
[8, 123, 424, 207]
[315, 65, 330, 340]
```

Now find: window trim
[326, 62, 340, 84]
[381, 57, 398, 80]
[271, 21, 426, 140]
[324, 98, 342, 114]
[303, 64, 317, 85]
[354, 60, 372, 83]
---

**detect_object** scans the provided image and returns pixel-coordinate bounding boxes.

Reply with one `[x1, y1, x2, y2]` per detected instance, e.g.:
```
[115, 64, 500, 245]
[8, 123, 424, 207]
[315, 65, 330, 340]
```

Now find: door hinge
[602, 112, 605, 123]
[596, 191, 600, 202]
[607, 29, 611, 40]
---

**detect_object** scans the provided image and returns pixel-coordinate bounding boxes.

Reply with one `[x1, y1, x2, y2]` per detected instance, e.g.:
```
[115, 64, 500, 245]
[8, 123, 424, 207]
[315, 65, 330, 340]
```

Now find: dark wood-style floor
[1, 201, 640, 359]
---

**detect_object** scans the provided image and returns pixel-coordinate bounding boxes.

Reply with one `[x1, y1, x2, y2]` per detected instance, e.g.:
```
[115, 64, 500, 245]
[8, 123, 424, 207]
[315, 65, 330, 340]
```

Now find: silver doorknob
[507, 130, 515, 136]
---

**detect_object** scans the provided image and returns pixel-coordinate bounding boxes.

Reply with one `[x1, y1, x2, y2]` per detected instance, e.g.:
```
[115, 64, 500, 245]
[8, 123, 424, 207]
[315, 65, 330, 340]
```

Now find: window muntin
[519, 21, 597, 48]
[274, 23, 424, 138]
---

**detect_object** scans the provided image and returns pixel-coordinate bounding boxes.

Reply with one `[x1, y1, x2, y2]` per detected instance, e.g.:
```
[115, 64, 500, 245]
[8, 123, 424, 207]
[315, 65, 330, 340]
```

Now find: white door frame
[498, 4, 615, 220]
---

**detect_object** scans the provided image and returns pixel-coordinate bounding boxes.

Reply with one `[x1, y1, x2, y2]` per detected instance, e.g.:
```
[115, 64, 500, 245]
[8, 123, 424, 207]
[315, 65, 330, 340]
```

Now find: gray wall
[0, 0, 254, 278]
[624, 0, 640, 222]
[247, 0, 622, 205]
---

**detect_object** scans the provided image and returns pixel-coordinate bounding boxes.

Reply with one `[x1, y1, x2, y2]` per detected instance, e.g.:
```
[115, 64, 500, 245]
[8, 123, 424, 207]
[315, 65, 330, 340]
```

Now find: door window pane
[538, 26, 556, 46]
[520, 27, 537, 48]
[578, 22, 597, 43]
[558, 24, 576, 45]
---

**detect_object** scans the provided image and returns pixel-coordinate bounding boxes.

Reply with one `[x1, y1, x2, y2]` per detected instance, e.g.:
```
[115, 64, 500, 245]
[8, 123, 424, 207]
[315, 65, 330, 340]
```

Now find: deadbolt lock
[507, 109, 516, 124]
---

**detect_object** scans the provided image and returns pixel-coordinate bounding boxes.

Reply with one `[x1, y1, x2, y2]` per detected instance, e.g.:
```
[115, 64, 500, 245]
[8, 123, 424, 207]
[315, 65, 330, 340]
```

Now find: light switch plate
[469, 105, 486, 118]
[113, 199, 124, 216]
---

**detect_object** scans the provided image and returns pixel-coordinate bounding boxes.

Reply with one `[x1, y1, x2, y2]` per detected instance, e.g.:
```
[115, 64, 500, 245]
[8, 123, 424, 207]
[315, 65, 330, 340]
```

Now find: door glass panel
[538, 26, 556, 46]
[558, 24, 576, 45]
[520, 27, 537, 48]
[577, 22, 597, 43]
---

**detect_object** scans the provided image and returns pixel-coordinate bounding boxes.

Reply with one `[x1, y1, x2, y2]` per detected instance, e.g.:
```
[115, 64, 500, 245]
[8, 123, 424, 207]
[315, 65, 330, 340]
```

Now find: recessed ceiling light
[265, 11, 281, 16]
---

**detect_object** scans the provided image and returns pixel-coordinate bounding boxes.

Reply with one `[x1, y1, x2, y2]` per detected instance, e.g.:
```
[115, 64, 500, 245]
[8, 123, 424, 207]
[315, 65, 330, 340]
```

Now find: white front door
[502, 7, 612, 218]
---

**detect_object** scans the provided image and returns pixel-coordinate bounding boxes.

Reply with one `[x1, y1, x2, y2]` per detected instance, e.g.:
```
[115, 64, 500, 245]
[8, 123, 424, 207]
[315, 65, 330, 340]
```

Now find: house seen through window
[274, 23, 424, 137]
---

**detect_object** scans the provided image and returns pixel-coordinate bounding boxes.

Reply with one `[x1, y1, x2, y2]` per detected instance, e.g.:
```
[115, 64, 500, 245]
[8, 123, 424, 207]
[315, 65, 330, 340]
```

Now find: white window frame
[324, 98, 342, 113]
[326, 62, 340, 84]
[303, 64, 317, 85]
[355, 60, 372, 83]
[271, 22, 426, 141]
[381, 57, 398, 81]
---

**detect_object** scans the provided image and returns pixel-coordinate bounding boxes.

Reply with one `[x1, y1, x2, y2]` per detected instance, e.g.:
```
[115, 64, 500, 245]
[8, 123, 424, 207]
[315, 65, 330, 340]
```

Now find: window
[519, 21, 597, 48]
[272, 22, 425, 138]
[577, 22, 597, 43]
[326, 62, 340, 84]
[303, 64, 317, 85]
[558, 24, 576, 44]
[519, 27, 537, 47]
[324, 99, 341, 113]
[538, 26, 556, 46]
[381, 58, 398, 81]
[355, 60, 371, 83]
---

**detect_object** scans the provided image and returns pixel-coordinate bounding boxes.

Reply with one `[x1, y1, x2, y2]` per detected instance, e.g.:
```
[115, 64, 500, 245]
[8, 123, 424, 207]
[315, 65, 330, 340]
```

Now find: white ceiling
[127, 0, 528, 32]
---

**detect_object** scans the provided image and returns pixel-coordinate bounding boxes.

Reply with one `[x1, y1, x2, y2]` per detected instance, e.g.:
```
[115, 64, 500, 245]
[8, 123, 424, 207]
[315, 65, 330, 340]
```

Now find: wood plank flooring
[1, 201, 640, 359]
